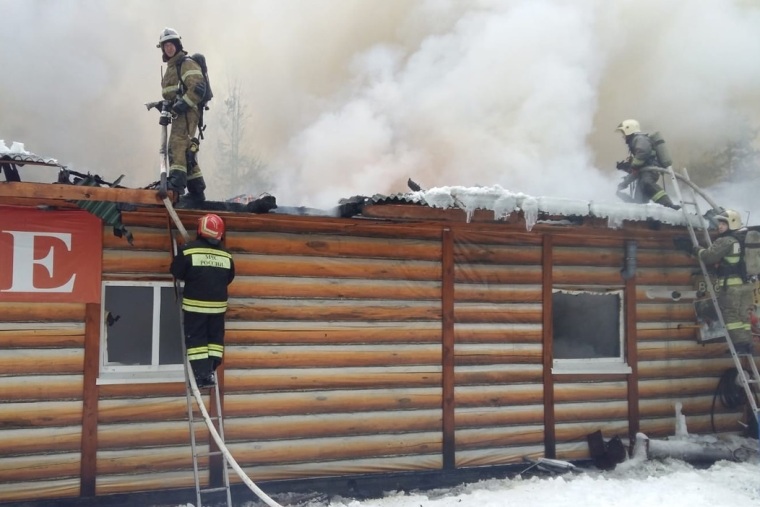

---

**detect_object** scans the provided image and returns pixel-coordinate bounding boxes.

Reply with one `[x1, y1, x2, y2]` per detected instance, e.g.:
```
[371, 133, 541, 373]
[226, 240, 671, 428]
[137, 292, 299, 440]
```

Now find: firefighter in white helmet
[615, 119, 680, 209]
[156, 27, 207, 208]
[693, 209, 755, 354]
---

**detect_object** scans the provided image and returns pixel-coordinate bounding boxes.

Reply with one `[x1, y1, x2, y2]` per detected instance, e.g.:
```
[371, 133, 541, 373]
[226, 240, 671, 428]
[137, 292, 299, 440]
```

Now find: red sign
[0, 206, 102, 303]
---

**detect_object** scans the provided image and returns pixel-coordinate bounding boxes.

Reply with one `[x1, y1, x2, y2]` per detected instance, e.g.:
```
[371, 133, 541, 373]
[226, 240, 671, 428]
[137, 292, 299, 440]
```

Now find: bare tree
[215, 80, 271, 200]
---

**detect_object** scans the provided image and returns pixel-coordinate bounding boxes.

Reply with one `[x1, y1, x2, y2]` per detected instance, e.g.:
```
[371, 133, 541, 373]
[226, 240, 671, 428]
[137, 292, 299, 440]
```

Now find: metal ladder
[184, 359, 232, 507]
[665, 166, 760, 425]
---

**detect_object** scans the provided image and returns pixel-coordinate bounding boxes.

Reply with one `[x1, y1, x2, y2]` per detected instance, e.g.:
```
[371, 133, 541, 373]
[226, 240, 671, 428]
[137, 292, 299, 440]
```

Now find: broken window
[551, 289, 631, 374]
[98, 281, 184, 384]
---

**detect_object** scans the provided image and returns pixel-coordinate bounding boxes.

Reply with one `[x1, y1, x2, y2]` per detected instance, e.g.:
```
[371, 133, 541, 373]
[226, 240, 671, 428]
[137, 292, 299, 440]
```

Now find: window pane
[159, 286, 184, 365]
[104, 285, 153, 365]
[553, 291, 621, 359]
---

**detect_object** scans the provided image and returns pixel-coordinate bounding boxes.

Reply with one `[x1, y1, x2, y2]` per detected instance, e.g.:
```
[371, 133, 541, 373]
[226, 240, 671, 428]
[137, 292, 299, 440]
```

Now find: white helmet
[156, 27, 181, 48]
[615, 119, 641, 136]
[716, 209, 742, 231]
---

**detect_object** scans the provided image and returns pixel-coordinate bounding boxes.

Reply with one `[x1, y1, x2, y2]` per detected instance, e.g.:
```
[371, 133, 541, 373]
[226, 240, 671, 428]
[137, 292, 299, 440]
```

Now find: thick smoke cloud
[2, 0, 759, 215]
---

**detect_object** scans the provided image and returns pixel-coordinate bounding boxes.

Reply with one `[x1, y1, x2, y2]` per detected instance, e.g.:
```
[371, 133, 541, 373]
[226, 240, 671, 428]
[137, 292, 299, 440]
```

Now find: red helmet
[197, 214, 225, 242]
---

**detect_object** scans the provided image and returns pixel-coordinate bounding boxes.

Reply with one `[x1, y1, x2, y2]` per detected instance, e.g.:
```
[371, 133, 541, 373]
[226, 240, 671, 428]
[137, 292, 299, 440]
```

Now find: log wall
[0, 208, 746, 504]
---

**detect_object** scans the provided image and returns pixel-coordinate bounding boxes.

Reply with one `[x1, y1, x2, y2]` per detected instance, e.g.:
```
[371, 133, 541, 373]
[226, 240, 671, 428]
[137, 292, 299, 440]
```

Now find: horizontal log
[102, 250, 169, 274]
[103, 226, 171, 250]
[454, 304, 541, 324]
[455, 385, 543, 408]
[455, 265, 541, 284]
[97, 398, 188, 424]
[0, 182, 165, 205]
[0, 477, 79, 503]
[97, 421, 199, 450]
[454, 344, 542, 365]
[0, 426, 81, 455]
[234, 254, 441, 281]
[227, 300, 441, 322]
[554, 420, 629, 444]
[554, 400, 628, 423]
[634, 269, 693, 285]
[225, 367, 441, 392]
[98, 383, 186, 399]
[0, 452, 80, 483]
[0, 327, 84, 348]
[455, 425, 545, 449]
[636, 326, 699, 342]
[637, 358, 734, 379]
[228, 232, 442, 261]
[454, 364, 543, 385]
[638, 413, 744, 438]
[455, 444, 544, 468]
[223, 389, 442, 418]
[638, 395, 730, 419]
[0, 303, 86, 323]
[453, 245, 542, 265]
[225, 345, 442, 369]
[0, 349, 83, 375]
[553, 381, 628, 403]
[552, 266, 634, 285]
[455, 405, 544, 428]
[454, 284, 542, 304]
[637, 342, 726, 361]
[224, 410, 442, 442]
[0, 401, 82, 428]
[229, 276, 441, 300]
[225, 324, 441, 345]
[0, 375, 83, 402]
[638, 377, 721, 398]
[635, 303, 698, 323]
[454, 323, 542, 343]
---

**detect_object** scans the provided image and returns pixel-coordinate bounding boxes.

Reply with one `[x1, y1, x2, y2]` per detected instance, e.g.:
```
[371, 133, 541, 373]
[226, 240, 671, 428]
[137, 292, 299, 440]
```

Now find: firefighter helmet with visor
[197, 214, 225, 243]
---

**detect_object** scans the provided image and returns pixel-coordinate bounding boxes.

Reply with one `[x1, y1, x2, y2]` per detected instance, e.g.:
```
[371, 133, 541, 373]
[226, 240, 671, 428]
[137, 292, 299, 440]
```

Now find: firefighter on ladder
[693, 209, 755, 355]
[171, 214, 235, 387]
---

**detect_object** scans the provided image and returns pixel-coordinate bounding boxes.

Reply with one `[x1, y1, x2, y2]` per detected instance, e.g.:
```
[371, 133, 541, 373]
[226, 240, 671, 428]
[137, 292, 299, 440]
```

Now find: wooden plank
[221, 390, 442, 418]
[102, 250, 169, 274]
[0, 328, 84, 348]
[225, 345, 443, 369]
[454, 284, 542, 304]
[455, 425, 545, 449]
[455, 405, 544, 428]
[225, 325, 442, 345]
[637, 342, 726, 361]
[441, 227, 455, 470]
[0, 426, 81, 455]
[0, 182, 165, 205]
[454, 323, 542, 343]
[454, 304, 542, 324]
[637, 377, 721, 398]
[97, 398, 188, 424]
[553, 382, 629, 402]
[102, 226, 171, 250]
[229, 276, 442, 300]
[454, 364, 543, 385]
[80, 303, 100, 497]
[454, 385, 544, 408]
[0, 478, 80, 503]
[0, 349, 83, 375]
[542, 234, 555, 458]
[0, 375, 82, 401]
[0, 303, 86, 323]
[455, 265, 542, 284]
[453, 244, 542, 265]
[225, 367, 442, 392]
[637, 358, 734, 379]
[233, 254, 442, 281]
[227, 301, 442, 322]
[453, 344, 542, 365]
[0, 453, 81, 483]
[0, 401, 83, 428]
[228, 232, 442, 261]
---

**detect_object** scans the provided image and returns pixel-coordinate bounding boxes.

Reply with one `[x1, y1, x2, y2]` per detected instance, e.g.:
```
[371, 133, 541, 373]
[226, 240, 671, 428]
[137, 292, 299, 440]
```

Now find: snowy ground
[171, 450, 760, 507]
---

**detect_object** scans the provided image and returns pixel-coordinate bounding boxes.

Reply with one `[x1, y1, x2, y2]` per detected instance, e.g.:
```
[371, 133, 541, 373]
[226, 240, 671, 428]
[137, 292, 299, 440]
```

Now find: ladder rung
[200, 486, 229, 494]
[194, 450, 224, 458]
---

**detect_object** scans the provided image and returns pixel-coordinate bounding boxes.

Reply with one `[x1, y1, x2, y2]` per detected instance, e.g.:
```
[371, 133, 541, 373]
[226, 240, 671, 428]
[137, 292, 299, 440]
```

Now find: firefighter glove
[158, 114, 171, 126]
[692, 245, 702, 257]
[672, 237, 692, 254]
[172, 96, 190, 114]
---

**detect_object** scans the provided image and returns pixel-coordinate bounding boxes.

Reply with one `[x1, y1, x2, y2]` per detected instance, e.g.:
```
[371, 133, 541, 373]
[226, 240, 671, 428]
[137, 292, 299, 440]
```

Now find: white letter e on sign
[3, 231, 76, 293]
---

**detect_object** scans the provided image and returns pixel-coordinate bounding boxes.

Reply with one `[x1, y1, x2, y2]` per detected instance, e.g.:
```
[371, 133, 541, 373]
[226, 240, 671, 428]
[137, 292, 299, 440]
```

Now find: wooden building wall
[0, 208, 747, 504]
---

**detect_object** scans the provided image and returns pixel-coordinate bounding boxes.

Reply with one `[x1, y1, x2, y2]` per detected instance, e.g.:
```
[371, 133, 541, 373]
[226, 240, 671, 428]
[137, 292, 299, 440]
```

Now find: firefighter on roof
[157, 27, 207, 208]
[615, 119, 680, 210]
[170, 214, 235, 387]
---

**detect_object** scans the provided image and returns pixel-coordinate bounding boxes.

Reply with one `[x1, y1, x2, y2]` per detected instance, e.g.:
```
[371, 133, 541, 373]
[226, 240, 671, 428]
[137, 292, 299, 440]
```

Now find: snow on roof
[374, 184, 697, 230]
[0, 140, 62, 167]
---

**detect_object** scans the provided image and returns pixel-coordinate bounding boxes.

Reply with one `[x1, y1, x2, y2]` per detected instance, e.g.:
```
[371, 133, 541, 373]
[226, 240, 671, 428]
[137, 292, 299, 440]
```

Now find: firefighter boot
[657, 195, 681, 210]
[177, 176, 206, 209]
[166, 169, 187, 201]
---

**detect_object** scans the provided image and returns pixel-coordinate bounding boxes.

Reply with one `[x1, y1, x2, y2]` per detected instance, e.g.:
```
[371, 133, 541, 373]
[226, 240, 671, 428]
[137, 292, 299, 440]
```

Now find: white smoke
[2, 0, 760, 215]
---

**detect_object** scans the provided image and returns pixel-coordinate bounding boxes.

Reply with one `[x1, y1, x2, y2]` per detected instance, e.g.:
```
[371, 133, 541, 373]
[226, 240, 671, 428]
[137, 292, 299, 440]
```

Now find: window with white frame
[98, 281, 185, 384]
[551, 288, 631, 374]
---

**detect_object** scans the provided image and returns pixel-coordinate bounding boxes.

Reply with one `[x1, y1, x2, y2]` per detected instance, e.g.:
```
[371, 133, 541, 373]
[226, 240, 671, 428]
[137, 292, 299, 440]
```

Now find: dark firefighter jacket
[619, 133, 660, 188]
[170, 237, 235, 313]
[161, 51, 205, 110]
[696, 233, 743, 286]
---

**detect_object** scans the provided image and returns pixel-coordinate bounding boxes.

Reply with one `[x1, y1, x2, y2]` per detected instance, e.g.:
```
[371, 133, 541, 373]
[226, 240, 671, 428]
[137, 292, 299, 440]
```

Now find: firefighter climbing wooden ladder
[664, 167, 760, 429]
[162, 196, 284, 507]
